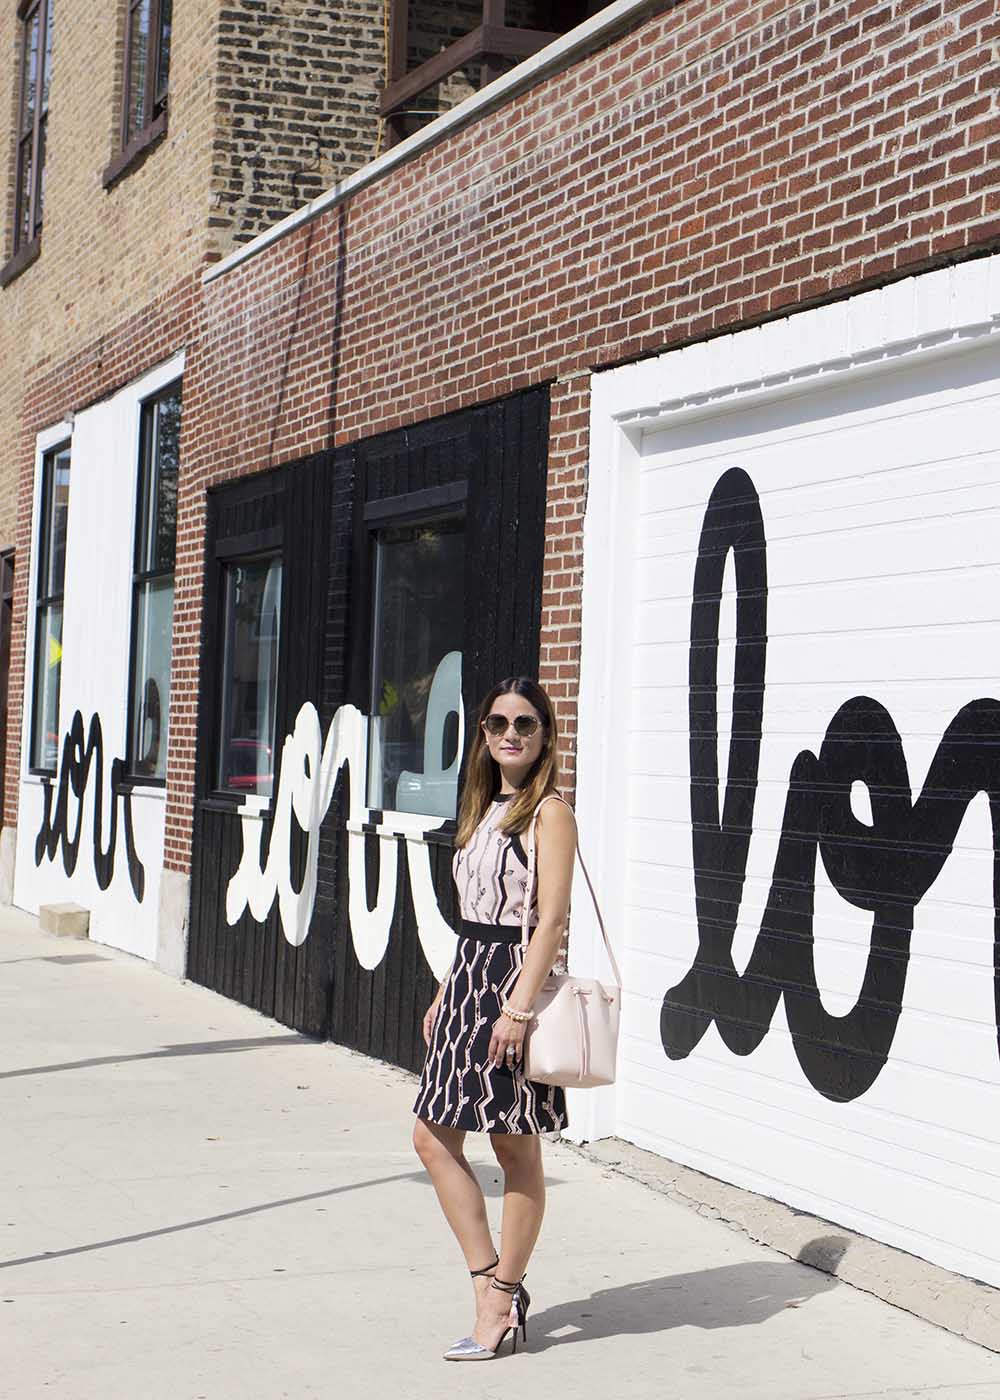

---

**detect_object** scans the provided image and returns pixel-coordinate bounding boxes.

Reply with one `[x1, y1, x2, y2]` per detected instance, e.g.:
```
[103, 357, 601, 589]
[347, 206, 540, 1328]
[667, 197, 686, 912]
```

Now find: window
[127, 384, 180, 782]
[217, 557, 283, 798]
[13, 0, 54, 257]
[368, 516, 464, 818]
[30, 441, 70, 774]
[122, 0, 171, 146]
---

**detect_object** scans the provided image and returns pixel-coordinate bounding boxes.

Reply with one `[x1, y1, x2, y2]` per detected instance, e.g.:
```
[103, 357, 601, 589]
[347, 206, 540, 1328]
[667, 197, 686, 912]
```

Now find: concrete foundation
[156, 867, 190, 978]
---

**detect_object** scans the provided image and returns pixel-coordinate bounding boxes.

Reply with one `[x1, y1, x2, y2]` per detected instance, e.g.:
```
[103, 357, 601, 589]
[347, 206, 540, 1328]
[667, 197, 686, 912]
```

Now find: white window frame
[22, 419, 73, 785]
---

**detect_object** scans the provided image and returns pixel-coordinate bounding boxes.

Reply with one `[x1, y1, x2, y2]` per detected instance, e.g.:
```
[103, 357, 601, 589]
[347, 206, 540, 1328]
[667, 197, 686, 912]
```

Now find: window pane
[217, 558, 282, 798]
[21, 10, 39, 136]
[16, 137, 33, 248]
[156, 0, 172, 103]
[130, 578, 173, 780]
[367, 519, 464, 817]
[41, 0, 54, 113]
[126, 0, 151, 140]
[43, 446, 71, 599]
[32, 603, 62, 771]
[34, 111, 47, 236]
[138, 388, 180, 574]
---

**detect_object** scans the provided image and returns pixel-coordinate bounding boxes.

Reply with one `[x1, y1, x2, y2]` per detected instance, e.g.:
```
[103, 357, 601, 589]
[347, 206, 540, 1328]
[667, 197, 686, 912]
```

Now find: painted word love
[35, 710, 146, 901]
[225, 653, 464, 980]
[661, 468, 1000, 1102]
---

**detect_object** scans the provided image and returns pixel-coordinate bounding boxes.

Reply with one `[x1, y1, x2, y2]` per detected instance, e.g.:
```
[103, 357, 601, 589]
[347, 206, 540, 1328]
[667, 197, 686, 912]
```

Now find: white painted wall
[575, 256, 1000, 1288]
[15, 355, 183, 961]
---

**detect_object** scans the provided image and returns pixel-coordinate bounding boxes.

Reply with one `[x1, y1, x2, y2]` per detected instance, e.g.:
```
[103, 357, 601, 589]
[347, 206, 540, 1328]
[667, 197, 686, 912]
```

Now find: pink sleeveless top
[452, 796, 537, 930]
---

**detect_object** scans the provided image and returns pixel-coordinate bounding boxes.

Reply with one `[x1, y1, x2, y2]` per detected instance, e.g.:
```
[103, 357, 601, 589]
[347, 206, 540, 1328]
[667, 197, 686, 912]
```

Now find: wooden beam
[482, 25, 561, 58]
[481, 0, 507, 80]
[378, 25, 560, 116]
[387, 0, 408, 80]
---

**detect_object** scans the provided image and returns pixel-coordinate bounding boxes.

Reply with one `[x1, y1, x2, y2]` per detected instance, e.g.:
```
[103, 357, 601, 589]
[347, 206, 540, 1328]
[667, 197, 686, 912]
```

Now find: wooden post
[385, 0, 409, 147]
[481, 0, 507, 86]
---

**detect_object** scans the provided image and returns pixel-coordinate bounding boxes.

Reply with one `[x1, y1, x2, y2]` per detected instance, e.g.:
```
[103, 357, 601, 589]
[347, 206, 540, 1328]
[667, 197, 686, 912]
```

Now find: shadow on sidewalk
[0, 1034, 307, 1080]
[0, 1170, 428, 1270]
[528, 1253, 840, 1347]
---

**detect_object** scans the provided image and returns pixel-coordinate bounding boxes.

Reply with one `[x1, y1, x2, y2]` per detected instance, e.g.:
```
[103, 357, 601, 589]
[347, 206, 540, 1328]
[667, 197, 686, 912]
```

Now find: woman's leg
[472, 1133, 545, 1347]
[412, 1117, 496, 1272]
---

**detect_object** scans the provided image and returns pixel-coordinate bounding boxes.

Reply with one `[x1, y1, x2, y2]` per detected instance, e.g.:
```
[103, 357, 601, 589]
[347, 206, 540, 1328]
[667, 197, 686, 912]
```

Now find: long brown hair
[455, 677, 560, 845]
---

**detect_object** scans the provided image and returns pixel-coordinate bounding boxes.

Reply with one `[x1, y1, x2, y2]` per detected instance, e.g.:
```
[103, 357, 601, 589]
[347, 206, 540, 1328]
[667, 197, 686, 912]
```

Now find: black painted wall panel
[188, 388, 550, 1069]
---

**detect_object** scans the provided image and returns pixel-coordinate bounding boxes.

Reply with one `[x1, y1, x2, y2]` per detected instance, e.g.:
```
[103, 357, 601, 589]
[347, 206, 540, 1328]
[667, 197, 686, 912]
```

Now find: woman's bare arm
[487, 798, 576, 1065]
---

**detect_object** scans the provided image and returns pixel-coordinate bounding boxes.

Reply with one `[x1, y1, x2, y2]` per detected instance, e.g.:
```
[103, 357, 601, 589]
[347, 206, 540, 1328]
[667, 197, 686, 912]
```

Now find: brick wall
[168, 0, 1000, 870]
[8, 0, 1000, 870]
[211, 0, 386, 252]
[208, 0, 570, 250]
[0, 0, 219, 547]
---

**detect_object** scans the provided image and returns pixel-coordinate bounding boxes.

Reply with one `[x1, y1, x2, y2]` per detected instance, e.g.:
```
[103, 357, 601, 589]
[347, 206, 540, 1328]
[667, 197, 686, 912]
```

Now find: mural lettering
[661, 467, 1000, 1102]
[226, 655, 464, 980]
[35, 711, 146, 902]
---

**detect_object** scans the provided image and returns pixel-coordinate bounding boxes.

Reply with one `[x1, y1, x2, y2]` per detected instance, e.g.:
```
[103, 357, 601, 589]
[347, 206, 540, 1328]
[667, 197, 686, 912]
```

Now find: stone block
[39, 903, 91, 939]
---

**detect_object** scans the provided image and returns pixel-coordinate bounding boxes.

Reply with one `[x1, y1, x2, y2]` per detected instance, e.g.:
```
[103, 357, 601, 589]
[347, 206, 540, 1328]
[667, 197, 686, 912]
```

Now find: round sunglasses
[482, 713, 542, 739]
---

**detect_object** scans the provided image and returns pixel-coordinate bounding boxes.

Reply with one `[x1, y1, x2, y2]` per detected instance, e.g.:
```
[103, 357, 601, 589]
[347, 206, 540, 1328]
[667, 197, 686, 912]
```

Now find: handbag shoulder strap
[521, 793, 622, 988]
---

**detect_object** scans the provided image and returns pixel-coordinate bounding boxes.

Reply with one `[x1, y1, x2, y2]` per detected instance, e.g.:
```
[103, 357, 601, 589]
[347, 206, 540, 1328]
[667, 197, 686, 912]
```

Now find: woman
[412, 676, 577, 1361]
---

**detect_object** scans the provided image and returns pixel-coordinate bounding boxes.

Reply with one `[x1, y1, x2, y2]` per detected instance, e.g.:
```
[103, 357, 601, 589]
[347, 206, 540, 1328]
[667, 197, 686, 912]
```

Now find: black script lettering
[661, 468, 1000, 1102]
[35, 711, 146, 902]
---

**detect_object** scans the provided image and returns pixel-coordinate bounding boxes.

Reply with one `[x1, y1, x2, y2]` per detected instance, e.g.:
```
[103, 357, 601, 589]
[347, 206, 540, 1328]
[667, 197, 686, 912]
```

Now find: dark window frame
[364, 483, 467, 818]
[102, 0, 171, 189]
[29, 438, 70, 777]
[124, 381, 180, 787]
[211, 545, 285, 805]
[5, 0, 54, 278]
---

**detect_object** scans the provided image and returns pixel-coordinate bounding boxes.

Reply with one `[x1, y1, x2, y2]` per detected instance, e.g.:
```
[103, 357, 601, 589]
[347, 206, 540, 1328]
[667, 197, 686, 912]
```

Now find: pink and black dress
[412, 794, 568, 1134]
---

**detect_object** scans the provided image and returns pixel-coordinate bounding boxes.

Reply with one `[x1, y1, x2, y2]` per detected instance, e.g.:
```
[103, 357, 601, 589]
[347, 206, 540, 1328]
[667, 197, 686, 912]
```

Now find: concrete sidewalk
[3, 908, 1000, 1400]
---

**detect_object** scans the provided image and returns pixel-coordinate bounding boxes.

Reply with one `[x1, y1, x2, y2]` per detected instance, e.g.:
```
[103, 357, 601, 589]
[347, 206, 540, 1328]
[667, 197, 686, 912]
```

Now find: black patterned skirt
[413, 931, 568, 1135]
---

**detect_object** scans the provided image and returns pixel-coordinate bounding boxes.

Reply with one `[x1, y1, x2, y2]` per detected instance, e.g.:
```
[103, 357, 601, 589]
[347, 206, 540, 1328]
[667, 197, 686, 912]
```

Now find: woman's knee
[413, 1117, 461, 1168]
[490, 1132, 542, 1173]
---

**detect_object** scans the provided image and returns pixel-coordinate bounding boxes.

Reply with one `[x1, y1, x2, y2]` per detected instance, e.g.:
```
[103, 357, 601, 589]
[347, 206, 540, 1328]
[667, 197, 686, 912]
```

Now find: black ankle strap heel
[490, 1275, 530, 1353]
[469, 1254, 499, 1278]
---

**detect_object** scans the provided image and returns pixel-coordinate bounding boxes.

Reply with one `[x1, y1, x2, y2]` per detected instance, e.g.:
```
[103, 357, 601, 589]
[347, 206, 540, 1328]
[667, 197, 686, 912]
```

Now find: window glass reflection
[368, 518, 464, 818]
[218, 557, 282, 798]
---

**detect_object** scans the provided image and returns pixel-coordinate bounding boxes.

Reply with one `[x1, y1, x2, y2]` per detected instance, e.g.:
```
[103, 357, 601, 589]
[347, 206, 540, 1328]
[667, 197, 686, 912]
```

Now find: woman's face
[481, 691, 546, 789]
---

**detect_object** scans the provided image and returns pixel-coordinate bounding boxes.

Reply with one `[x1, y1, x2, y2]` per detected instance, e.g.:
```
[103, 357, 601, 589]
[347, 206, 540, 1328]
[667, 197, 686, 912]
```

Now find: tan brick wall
[211, 0, 386, 251]
[0, 0, 220, 553]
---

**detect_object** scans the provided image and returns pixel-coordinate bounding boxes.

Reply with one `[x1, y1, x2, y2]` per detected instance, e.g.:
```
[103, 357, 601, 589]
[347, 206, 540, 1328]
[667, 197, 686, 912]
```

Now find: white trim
[565, 392, 640, 1144]
[598, 256, 1000, 431]
[115, 351, 185, 760]
[131, 351, 185, 401]
[203, 0, 662, 285]
[22, 420, 73, 780]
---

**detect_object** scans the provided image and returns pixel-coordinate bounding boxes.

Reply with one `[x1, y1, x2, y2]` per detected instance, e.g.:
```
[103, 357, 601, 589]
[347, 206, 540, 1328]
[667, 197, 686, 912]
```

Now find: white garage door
[582, 288, 1000, 1289]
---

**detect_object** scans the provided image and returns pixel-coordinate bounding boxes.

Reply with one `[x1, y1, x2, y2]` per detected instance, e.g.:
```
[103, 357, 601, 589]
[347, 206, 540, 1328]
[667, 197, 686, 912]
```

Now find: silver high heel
[443, 1273, 530, 1361]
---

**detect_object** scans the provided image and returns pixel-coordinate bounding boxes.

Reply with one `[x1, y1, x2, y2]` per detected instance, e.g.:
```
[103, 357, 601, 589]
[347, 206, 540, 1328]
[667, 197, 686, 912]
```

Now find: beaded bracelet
[500, 1003, 531, 1024]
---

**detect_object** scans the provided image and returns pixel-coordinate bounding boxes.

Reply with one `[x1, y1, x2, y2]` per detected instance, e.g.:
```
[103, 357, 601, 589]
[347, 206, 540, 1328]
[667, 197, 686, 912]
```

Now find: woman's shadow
[527, 1238, 848, 1350]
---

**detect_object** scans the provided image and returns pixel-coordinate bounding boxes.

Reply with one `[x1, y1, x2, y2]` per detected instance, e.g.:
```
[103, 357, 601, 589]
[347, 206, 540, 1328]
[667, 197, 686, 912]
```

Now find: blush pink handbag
[520, 795, 622, 1089]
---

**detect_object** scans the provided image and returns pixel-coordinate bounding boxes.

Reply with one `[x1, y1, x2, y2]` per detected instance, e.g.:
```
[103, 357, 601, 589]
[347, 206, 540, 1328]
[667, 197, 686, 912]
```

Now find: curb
[570, 1136, 1000, 1356]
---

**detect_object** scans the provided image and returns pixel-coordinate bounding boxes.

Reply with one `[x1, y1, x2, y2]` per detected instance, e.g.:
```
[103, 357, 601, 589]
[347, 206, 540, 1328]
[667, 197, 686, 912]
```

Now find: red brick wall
[12, 1, 1000, 873]
[168, 0, 1000, 869]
